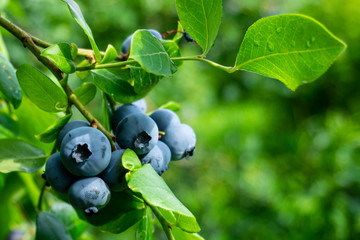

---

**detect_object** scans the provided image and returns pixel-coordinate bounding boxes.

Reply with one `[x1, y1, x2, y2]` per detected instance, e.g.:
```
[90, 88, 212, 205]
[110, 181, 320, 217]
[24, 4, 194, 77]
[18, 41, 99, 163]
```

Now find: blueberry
[7, 230, 24, 240]
[121, 29, 162, 54]
[60, 127, 111, 176]
[111, 104, 141, 132]
[149, 109, 180, 132]
[44, 152, 78, 193]
[68, 177, 111, 215]
[132, 98, 147, 113]
[57, 120, 90, 149]
[98, 149, 127, 191]
[140, 141, 171, 175]
[161, 123, 196, 160]
[183, 30, 195, 42]
[115, 113, 158, 155]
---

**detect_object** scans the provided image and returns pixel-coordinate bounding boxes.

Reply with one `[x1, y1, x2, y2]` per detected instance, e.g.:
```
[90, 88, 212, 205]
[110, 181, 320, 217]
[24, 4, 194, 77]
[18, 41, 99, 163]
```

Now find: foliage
[0, 0, 351, 239]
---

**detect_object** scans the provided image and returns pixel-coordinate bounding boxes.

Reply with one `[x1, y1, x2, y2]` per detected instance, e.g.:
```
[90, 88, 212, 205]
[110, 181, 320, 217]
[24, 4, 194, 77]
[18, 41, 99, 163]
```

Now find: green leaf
[73, 82, 96, 106]
[91, 69, 143, 103]
[176, 0, 222, 56]
[159, 101, 181, 112]
[129, 30, 177, 77]
[35, 212, 72, 240]
[78, 189, 146, 234]
[127, 164, 200, 233]
[35, 114, 72, 143]
[75, 60, 91, 79]
[162, 40, 182, 67]
[0, 52, 21, 108]
[50, 202, 88, 240]
[234, 14, 347, 91]
[136, 207, 153, 240]
[101, 44, 118, 64]
[130, 67, 161, 95]
[173, 21, 184, 43]
[0, 139, 47, 173]
[102, 93, 111, 132]
[122, 149, 142, 171]
[172, 227, 204, 240]
[41, 43, 76, 73]
[60, 0, 101, 62]
[0, 113, 18, 138]
[16, 64, 68, 112]
[15, 98, 58, 152]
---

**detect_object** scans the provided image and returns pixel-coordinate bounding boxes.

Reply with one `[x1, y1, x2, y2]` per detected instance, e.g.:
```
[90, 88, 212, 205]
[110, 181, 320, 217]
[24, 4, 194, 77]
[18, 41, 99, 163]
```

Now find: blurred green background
[1, 0, 360, 239]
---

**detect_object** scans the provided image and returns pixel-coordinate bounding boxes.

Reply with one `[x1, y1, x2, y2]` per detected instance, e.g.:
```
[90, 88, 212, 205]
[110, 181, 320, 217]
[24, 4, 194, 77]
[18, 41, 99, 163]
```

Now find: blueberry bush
[0, 0, 347, 239]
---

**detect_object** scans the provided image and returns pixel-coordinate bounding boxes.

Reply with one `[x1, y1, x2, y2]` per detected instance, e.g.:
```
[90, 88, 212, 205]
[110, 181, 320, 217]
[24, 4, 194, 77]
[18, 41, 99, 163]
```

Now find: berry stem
[149, 204, 175, 240]
[66, 85, 117, 151]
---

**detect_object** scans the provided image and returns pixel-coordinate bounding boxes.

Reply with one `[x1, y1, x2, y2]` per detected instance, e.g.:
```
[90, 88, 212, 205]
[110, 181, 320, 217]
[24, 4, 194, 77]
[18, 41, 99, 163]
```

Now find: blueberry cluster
[43, 99, 196, 215]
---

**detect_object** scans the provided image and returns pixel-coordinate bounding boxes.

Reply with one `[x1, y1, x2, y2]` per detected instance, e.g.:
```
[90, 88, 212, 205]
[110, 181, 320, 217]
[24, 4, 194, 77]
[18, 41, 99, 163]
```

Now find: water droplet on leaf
[276, 27, 282, 33]
[306, 40, 311, 48]
[291, 41, 296, 47]
[311, 37, 316, 42]
[254, 40, 260, 46]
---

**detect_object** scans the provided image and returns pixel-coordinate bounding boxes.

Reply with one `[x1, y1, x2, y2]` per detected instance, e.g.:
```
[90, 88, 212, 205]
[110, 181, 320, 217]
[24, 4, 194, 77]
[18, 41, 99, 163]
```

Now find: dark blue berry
[111, 104, 141, 132]
[161, 123, 196, 160]
[140, 141, 171, 175]
[60, 127, 111, 176]
[57, 120, 90, 149]
[115, 113, 158, 155]
[98, 149, 127, 191]
[150, 109, 180, 132]
[68, 177, 111, 215]
[44, 152, 77, 193]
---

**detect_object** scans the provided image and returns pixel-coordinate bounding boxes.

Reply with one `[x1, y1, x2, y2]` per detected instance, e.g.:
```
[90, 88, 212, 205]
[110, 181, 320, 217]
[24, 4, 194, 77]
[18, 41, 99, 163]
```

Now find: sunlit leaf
[234, 14, 347, 90]
[129, 30, 177, 77]
[16, 64, 68, 112]
[35, 114, 72, 143]
[60, 0, 102, 61]
[41, 43, 76, 73]
[176, 0, 222, 56]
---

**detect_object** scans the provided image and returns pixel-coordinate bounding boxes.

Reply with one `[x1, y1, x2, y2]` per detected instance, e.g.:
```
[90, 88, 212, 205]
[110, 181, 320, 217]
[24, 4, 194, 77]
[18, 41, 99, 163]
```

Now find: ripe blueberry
[140, 141, 171, 175]
[183, 30, 195, 42]
[111, 104, 141, 132]
[121, 29, 162, 54]
[57, 120, 90, 149]
[60, 127, 111, 176]
[44, 152, 77, 193]
[161, 123, 196, 160]
[115, 113, 158, 155]
[98, 149, 127, 191]
[132, 98, 147, 113]
[68, 177, 111, 215]
[149, 109, 180, 132]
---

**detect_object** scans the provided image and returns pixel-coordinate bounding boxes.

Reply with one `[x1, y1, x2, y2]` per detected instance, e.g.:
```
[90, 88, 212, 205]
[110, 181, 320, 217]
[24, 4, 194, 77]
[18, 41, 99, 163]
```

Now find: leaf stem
[76, 60, 137, 71]
[75, 56, 233, 73]
[172, 56, 234, 73]
[149, 204, 175, 240]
